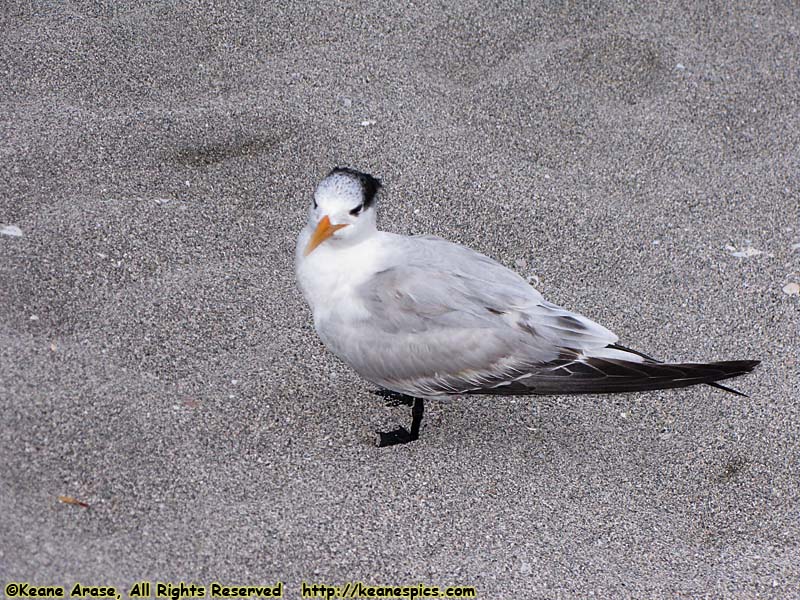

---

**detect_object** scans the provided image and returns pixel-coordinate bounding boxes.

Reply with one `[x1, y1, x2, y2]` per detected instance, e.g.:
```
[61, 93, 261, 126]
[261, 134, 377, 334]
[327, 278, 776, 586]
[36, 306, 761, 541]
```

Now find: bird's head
[303, 167, 382, 256]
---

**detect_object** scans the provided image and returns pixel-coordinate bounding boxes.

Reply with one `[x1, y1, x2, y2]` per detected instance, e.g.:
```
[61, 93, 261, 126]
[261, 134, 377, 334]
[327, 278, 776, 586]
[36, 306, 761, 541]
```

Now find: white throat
[295, 227, 384, 323]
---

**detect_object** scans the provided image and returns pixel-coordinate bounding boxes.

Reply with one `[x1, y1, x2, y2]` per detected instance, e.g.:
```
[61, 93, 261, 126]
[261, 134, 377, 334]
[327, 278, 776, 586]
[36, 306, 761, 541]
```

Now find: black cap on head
[328, 167, 382, 209]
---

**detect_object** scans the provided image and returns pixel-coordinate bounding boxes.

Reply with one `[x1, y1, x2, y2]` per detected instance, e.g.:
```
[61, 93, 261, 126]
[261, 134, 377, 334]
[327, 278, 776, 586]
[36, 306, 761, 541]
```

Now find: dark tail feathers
[514, 357, 760, 396]
[609, 343, 759, 397]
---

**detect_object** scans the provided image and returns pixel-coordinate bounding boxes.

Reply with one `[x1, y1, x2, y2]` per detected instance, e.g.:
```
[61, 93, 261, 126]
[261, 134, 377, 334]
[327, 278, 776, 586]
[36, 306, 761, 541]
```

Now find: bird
[295, 167, 759, 447]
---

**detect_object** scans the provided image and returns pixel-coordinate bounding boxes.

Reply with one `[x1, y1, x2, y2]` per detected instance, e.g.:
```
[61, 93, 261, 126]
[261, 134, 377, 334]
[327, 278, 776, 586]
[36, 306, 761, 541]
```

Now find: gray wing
[324, 235, 622, 397]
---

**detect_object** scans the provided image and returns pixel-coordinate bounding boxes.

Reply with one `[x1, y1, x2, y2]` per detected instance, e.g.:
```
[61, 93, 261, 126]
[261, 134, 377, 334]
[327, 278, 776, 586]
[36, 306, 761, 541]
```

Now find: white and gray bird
[295, 167, 759, 446]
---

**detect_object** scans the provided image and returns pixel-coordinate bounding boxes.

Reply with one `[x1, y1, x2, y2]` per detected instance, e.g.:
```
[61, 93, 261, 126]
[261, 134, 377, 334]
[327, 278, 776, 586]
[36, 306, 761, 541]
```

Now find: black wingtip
[609, 344, 759, 396]
[487, 356, 762, 397]
[707, 360, 759, 396]
[707, 381, 749, 397]
[744, 359, 761, 371]
[714, 359, 760, 376]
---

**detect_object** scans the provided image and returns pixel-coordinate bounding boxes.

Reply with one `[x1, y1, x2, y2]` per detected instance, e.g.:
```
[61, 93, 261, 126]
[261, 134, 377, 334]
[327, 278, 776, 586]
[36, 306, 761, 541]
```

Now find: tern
[295, 167, 759, 447]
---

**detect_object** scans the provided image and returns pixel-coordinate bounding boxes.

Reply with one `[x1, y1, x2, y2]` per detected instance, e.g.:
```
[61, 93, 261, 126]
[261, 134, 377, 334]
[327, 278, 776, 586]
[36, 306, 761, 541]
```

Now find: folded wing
[327, 235, 758, 397]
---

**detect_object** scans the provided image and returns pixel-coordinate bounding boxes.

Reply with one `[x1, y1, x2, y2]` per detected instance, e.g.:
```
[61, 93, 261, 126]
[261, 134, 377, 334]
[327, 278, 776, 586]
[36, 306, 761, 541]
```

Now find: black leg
[376, 397, 425, 447]
[409, 396, 424, 438]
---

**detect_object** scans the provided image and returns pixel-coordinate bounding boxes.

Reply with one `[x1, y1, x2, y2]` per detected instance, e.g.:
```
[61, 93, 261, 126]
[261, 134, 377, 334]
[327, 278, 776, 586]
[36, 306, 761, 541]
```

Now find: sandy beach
[2, 1, 799, 598]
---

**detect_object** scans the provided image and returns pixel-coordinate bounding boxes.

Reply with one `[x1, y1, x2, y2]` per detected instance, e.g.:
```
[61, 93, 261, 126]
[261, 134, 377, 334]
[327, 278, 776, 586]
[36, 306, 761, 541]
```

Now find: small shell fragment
[729, 246, 765, 258]
[782, 282, 800, 296]
[1, 224, 23, 237]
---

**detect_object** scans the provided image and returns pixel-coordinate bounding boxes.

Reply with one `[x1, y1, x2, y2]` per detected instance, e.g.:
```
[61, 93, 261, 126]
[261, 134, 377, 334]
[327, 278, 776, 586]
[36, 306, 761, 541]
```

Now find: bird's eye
[312, 197, 318, 209]
[349, 203, 363, 216]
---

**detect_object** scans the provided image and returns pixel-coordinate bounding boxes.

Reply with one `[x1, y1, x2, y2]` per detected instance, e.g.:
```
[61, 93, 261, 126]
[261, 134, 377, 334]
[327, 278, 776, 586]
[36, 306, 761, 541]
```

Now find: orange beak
[304, 215, 349, 256]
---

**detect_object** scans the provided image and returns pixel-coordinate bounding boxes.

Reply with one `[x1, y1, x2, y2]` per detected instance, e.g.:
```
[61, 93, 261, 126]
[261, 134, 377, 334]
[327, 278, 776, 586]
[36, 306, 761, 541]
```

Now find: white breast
[295, 230, 386, 328]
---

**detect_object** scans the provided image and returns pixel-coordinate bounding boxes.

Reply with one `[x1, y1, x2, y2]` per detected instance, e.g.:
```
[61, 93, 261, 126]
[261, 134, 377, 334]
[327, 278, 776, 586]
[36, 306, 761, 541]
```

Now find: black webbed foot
[376, 427, 418, 447]
[375, 396, 425, 447]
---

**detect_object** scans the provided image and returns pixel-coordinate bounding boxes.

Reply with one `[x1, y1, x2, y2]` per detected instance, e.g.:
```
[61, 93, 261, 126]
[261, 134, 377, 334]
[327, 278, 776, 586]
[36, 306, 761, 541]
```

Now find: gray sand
[2, 2, 799, 598]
